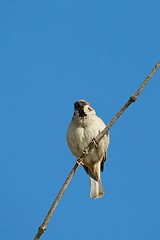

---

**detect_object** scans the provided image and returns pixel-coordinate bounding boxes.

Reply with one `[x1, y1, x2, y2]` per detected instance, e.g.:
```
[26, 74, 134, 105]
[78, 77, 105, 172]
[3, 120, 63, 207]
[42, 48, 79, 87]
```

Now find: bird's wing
[100, 152, 106, 172]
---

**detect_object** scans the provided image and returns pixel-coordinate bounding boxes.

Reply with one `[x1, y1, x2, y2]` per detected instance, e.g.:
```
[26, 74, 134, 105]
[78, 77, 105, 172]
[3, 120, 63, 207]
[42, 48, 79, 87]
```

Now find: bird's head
[73, 100, 96, 118]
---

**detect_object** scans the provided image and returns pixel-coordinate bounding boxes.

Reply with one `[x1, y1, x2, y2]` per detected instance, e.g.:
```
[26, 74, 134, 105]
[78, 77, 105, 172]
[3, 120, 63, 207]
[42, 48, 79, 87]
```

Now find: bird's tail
[90, 177, 104, 199]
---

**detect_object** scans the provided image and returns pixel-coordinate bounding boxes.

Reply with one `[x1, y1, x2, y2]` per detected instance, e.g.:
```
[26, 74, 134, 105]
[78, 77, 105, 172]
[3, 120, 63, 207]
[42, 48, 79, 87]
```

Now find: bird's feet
[76, 158, 84, 166]
[91, 138, 98, 148]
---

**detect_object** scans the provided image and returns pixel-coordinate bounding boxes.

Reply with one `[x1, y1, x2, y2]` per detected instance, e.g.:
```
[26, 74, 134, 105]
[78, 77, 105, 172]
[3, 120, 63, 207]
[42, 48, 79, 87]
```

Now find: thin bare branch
[34, 163, 79, 240]
[34, 62, 160, 240]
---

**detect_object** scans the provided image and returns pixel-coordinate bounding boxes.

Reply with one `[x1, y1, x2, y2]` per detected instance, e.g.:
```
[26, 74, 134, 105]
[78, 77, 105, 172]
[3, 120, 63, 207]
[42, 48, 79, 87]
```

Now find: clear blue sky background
[0, 1, 160, 239]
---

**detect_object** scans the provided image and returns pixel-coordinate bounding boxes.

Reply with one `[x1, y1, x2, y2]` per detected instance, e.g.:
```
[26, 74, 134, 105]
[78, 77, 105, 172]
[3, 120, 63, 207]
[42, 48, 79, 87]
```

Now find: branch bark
[34, 62, 160, 240]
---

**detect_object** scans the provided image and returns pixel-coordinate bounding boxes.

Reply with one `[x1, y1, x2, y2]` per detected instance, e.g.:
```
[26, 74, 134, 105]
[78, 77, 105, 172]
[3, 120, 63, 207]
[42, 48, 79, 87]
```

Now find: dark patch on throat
[78, 109, 87, 118]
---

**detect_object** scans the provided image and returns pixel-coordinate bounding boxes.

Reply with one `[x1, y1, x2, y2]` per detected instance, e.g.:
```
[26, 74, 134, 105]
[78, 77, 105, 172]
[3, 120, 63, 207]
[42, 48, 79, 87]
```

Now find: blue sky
[0, 1, 160, 239]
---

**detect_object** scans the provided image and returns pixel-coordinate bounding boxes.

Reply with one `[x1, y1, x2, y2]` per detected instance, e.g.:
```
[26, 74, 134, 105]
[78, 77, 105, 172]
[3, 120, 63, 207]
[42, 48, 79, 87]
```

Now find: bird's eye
[88, 107, 92, 111]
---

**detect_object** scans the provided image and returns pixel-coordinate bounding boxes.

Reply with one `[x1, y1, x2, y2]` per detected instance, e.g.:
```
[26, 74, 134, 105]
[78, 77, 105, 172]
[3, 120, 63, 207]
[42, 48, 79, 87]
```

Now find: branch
[34, 62, 160, 240]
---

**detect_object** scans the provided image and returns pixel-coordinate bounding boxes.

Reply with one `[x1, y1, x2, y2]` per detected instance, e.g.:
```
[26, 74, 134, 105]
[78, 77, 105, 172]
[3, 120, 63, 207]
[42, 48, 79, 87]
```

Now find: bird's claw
[92, 138, 98, 148]
[76, 158, 84, 166]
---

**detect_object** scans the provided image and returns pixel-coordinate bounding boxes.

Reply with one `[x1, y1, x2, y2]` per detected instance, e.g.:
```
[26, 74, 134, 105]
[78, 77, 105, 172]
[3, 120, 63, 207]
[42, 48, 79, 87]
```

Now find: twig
[34, 163, 79, 240]
[34, 62, 160, 240]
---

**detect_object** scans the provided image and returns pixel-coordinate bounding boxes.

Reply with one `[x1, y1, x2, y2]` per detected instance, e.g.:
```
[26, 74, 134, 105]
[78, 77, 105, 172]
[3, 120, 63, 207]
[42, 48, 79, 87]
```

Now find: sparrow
[67, 100, 109, 199]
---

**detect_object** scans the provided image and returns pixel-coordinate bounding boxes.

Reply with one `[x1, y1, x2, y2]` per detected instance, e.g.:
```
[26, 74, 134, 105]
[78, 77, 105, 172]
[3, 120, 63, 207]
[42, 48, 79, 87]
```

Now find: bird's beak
[74, 101, 83, 109]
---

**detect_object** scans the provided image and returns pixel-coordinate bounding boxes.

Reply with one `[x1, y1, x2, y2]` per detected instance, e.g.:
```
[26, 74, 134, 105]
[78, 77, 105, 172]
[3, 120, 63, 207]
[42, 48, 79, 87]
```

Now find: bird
[66, 100, 109, 199]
